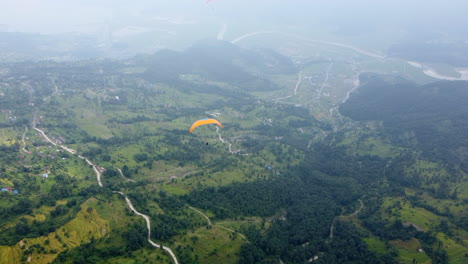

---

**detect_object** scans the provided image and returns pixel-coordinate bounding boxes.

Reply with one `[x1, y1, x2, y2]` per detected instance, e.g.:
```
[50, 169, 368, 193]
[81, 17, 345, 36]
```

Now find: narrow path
[21, 126, 28, 152]
[188, 206, 212, 225]
[216, 126, 226, 144]
[328, 199, 364, 243]
[314, 62, 333, 101]
[350, 199, 364, 217]
[43, 78, 59, 101]
[216, 127, 243, 154]
[273, 71, 302, 102]
[341, 72, 361, 104]
[214, 225, 247, 240]
[187, 206, 247, 240]
[116, 192, 179, 264]
[116, 167, 136, 183]
[293, 71, 303, 95]
[326, 68, 360, 132]
[303, 61, 332, 105]
[307, 130, 328, 149]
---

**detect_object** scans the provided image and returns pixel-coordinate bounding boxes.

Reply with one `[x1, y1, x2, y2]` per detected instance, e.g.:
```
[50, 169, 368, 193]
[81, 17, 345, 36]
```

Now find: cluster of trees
[108, 115, 153, 124]
[359, 195, 450, 264]
[52, 231, 147, 264]
[183, 150, 385, 263]
[129, 191, 205, 242]
[316, 221, 395, 264]
[0, 200, 80, 246]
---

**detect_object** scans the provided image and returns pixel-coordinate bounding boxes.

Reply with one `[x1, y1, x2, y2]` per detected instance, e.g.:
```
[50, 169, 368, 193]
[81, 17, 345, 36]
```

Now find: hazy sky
[1, 0, 467, 37]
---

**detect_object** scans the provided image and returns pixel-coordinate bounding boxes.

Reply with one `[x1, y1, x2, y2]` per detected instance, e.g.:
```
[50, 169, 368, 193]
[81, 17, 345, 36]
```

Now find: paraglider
[189, 118, 223, 133]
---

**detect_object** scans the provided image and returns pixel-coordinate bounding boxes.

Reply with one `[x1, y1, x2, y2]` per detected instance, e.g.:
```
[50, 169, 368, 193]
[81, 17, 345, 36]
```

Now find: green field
[390, 238, 431, 264]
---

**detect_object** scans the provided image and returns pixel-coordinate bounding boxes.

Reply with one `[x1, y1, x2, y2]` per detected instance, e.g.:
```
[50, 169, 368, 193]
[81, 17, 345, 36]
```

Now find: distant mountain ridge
[141, 40, 297, 91]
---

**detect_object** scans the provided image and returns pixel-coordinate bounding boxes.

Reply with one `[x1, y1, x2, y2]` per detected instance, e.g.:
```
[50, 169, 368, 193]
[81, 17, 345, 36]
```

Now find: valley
[0, 37, 466, 264]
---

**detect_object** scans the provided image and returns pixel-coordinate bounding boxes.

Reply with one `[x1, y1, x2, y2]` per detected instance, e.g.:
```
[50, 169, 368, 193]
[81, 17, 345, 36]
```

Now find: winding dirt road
[116, 167, 136, 183]
[273, 71, 302, 102]
[328, 199, 364, 243]
[187, 206, 247, 240]
[116, 192, 179, 264]
[28, 83, 179, 263]
[216, 126, 243, 154]
[314, 62, 333, 102]
[188, 206, 212, 225]
[32, 124, 104, 187]
[32, 124, 179, 263]
[21, 126, 28, 152]
[350, 199, 364, 217]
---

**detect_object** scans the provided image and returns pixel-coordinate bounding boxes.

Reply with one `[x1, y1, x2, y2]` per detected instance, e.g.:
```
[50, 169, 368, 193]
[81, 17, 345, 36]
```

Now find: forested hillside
[341, 74, 468, 173]
[0, 41, 466, 264]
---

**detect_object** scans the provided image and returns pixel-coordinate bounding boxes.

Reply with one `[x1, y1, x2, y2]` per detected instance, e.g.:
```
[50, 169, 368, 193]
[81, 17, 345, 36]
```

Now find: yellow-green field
[437, 233, 468, 264]
[383, 197, 440, 231]
[174, 225, 246, 264]
[363, 237, 387, 256]
[390, 238, 431, 264]
[0, 200, 109, 264]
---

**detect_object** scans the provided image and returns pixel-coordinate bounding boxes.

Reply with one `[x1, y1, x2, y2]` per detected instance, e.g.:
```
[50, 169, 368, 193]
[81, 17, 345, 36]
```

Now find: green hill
[340, 74, 468, 173]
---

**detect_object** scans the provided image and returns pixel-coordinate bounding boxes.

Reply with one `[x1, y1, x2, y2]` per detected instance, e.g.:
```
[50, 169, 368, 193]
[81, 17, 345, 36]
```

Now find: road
[272, 71, 302, 102]
[32, 126, 57, 147]
[188, 206, 212, 225]
[32, 126, 102, 187]
[116, 167, 136, 183]
[21, 126, 28, 152]
[43, 78, 59, 101]
[294, 71, 303, 95]
[328, 199, 364, 243]
[187, 206, 247, 240]
[350, 199, 364, 216]
[314, 62, 333, 101]
[216, 126, 243, 154]
[116, 192, 179, 264]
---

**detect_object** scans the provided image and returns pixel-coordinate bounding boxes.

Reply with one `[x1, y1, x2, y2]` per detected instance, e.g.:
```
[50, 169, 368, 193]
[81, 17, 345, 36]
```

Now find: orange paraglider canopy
[189, 118, 223, 133]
